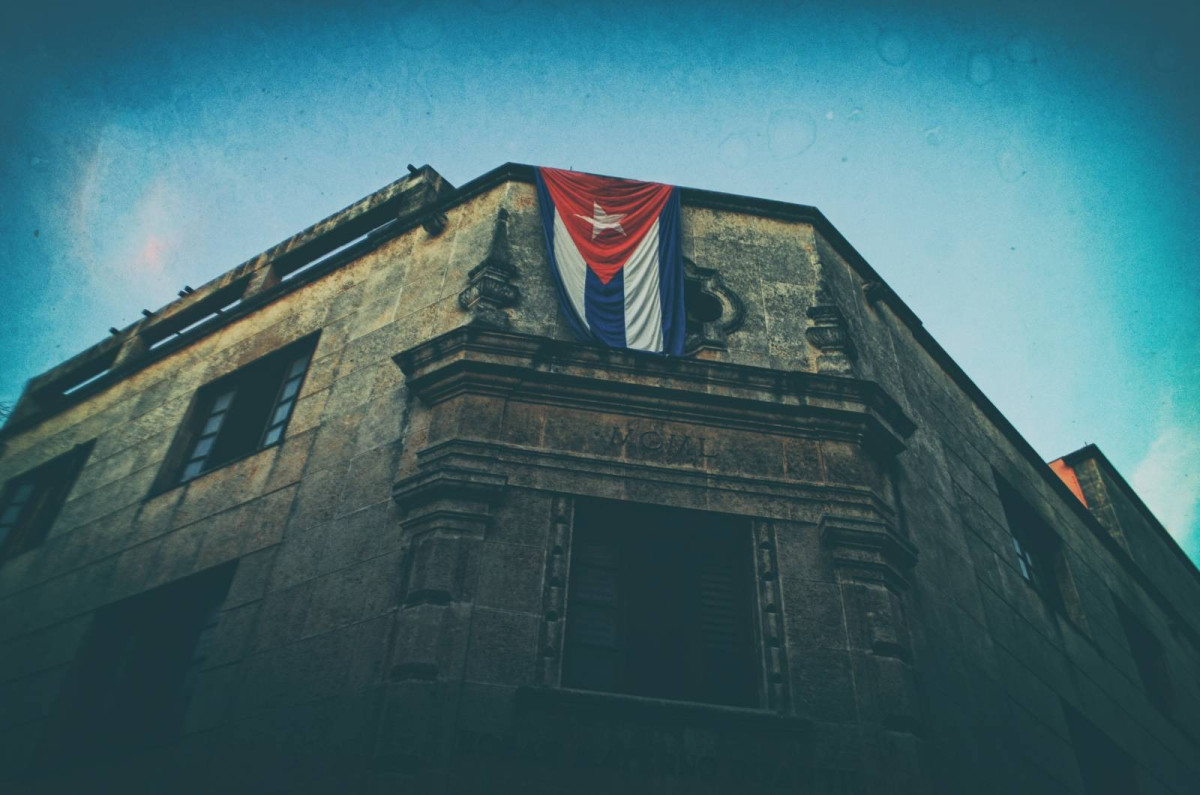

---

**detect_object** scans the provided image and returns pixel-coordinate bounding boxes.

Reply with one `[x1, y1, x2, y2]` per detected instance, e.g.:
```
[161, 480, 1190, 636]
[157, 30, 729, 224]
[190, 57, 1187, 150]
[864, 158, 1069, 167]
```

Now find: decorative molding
[752, 520, 792, 713]
[392, 464, 508, 538]
[805, 303, 856, 375]
[682, 257, 745, 354]
[818, 513, 917, 590]
[393, 464, 509, 510]
[458, 208, 520, 329]
[410, 438, 898, 534]
[394, 327, 915, 458]
[537, 495, 574, 687]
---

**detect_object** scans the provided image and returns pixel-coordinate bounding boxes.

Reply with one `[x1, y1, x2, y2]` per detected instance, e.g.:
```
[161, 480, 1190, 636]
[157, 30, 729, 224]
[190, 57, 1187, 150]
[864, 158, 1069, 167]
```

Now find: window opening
[1063, 702, 1139, 795]
[1114, 597, 1173, 715]
[563, 500, 757, 707]
[279, 231, 371, 282]
[995, 475, 1087, 627]
[146, 299, 244, 353]
[48, 562, 236, 763]
[167, 336, 317, 485]
[0, 442, 94, 563]
[60, 367, 113, 397]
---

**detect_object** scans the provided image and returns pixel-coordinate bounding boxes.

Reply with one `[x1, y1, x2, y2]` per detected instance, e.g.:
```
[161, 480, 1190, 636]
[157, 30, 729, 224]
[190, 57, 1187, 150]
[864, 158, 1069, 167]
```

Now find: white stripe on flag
[622, 218, 664, 352]
[552, 209, 590, 333]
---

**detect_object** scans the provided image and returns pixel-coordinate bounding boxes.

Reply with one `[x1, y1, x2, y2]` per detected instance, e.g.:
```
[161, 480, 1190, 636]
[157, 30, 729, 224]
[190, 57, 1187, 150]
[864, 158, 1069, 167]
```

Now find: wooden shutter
[692, 529, 755, 706]
[564, 536, 622, 692]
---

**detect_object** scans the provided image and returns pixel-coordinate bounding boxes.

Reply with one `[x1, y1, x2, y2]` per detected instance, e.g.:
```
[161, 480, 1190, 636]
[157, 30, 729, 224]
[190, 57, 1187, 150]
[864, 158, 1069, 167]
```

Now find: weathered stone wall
[813, 231, 1200, 794]
[0, 178, 523, 791]
[0, 168, 1195, 794]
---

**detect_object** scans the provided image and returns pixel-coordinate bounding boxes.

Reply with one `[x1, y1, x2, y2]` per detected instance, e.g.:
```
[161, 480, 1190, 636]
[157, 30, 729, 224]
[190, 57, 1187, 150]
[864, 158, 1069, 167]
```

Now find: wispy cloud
[126, 176, 183, 280]
[133, 233, 168, 275]
[1132, 407, 1200, 556]
[69, 123, 188, 306]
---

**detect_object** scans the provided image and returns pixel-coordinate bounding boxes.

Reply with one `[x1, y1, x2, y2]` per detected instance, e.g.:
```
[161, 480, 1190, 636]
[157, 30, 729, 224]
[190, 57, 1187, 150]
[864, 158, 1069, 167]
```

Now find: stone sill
[144, 441, 281, 501]
[514, 686, 809, 735]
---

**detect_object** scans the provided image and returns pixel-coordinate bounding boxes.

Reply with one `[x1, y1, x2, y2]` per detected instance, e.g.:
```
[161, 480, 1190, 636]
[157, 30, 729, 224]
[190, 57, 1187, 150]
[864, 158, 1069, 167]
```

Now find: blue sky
[1, 0, 1197, 559]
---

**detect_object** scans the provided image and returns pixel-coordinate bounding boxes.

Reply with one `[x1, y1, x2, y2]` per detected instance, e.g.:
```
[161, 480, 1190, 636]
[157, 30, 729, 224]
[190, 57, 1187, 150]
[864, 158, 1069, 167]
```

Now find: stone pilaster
[390, 464, 507, 681]
[820, 512, 925, 793]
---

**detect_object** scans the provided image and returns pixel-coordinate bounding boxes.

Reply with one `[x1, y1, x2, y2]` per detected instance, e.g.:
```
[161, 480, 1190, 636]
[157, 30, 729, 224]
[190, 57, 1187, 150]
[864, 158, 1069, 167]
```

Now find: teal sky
[1, 0, 1197, 558]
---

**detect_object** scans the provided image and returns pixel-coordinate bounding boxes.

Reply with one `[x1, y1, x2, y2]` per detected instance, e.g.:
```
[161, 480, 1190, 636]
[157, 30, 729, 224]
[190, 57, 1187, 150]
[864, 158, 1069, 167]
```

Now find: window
[996, 476, 1087, 626]
[166, 335, 316, 485]
[1113, 597, 1173, 715]
[1063, 702, 1139, 794]
[48, 563, 235, 762]
[0, 441, 93, 563]
[563, 500, 757, 707]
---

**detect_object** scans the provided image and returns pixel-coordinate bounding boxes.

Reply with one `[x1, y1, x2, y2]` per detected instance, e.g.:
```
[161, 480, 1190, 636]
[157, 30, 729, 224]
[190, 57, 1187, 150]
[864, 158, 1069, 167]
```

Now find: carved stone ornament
[805, 302, 856, 374]
[682, 257, 745, 354]
[458, 208, 520, 329]
[422, 212, 448, 237]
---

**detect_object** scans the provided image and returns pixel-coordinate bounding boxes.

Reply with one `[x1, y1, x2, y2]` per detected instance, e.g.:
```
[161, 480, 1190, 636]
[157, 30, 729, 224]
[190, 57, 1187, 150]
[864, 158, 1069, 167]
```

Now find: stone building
[0, 164, 1196, 794]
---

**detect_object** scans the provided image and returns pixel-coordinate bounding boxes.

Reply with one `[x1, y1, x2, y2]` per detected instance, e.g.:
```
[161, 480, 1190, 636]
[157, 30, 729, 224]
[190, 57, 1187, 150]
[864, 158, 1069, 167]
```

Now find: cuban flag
[536, 167, 685, 355]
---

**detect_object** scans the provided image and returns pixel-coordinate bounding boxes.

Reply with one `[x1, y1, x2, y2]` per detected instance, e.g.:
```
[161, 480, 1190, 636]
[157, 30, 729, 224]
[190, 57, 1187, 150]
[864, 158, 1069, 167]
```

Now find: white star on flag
[576, 201, 627, 239]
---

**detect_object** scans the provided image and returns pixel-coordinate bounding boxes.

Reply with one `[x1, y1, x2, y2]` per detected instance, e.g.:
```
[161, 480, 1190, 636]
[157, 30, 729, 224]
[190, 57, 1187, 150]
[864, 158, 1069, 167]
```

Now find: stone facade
[0, 164, 1196, 794]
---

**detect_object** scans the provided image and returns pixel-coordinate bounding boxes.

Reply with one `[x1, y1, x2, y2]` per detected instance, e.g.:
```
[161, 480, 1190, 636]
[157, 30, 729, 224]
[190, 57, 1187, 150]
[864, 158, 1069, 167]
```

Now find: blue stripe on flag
[584, 267, 626, 348]
[657, 188, 685, 355]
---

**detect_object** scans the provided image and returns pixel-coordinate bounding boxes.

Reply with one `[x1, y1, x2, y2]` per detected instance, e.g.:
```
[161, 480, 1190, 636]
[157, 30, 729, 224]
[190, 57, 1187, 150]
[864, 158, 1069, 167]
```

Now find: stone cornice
[392, 465, 508, 514]
[410, 438, 896, 525]
[819, 513, 918, 590]
[394, 327, 916, 459]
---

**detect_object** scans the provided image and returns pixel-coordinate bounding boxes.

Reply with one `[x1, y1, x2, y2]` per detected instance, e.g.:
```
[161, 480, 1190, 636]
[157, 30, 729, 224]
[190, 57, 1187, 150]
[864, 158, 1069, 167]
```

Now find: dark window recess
[60, 366, 113, 397]
[996, 477, 1087, 627]
[279, 231, 372, 282]
[146, 299, 244, 353]
[49, 348, 120, 402]
[1063, 702, 1139, 795]
[0, 441, 93, 563]
[684, 279, 723, 339]
[47, 562, 235, 764]
[170, 336, 317, 484]
[1114, 597, 1173, 715]
[563, 500, 757, 707]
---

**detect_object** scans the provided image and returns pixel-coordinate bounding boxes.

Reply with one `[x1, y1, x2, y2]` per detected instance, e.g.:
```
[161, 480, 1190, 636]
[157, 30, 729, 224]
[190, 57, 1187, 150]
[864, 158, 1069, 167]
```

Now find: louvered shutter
[564, 537, 622, 691]
[693, 532, 754, 705]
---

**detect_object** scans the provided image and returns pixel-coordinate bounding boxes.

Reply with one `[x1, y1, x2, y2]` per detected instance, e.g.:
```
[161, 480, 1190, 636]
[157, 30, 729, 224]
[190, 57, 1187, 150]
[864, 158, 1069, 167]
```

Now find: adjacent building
[0, 164, 1196, 793]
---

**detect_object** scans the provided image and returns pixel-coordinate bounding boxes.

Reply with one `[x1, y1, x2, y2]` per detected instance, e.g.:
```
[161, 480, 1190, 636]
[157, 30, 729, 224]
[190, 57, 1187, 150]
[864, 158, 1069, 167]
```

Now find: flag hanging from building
[536, 167, 685, 355]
